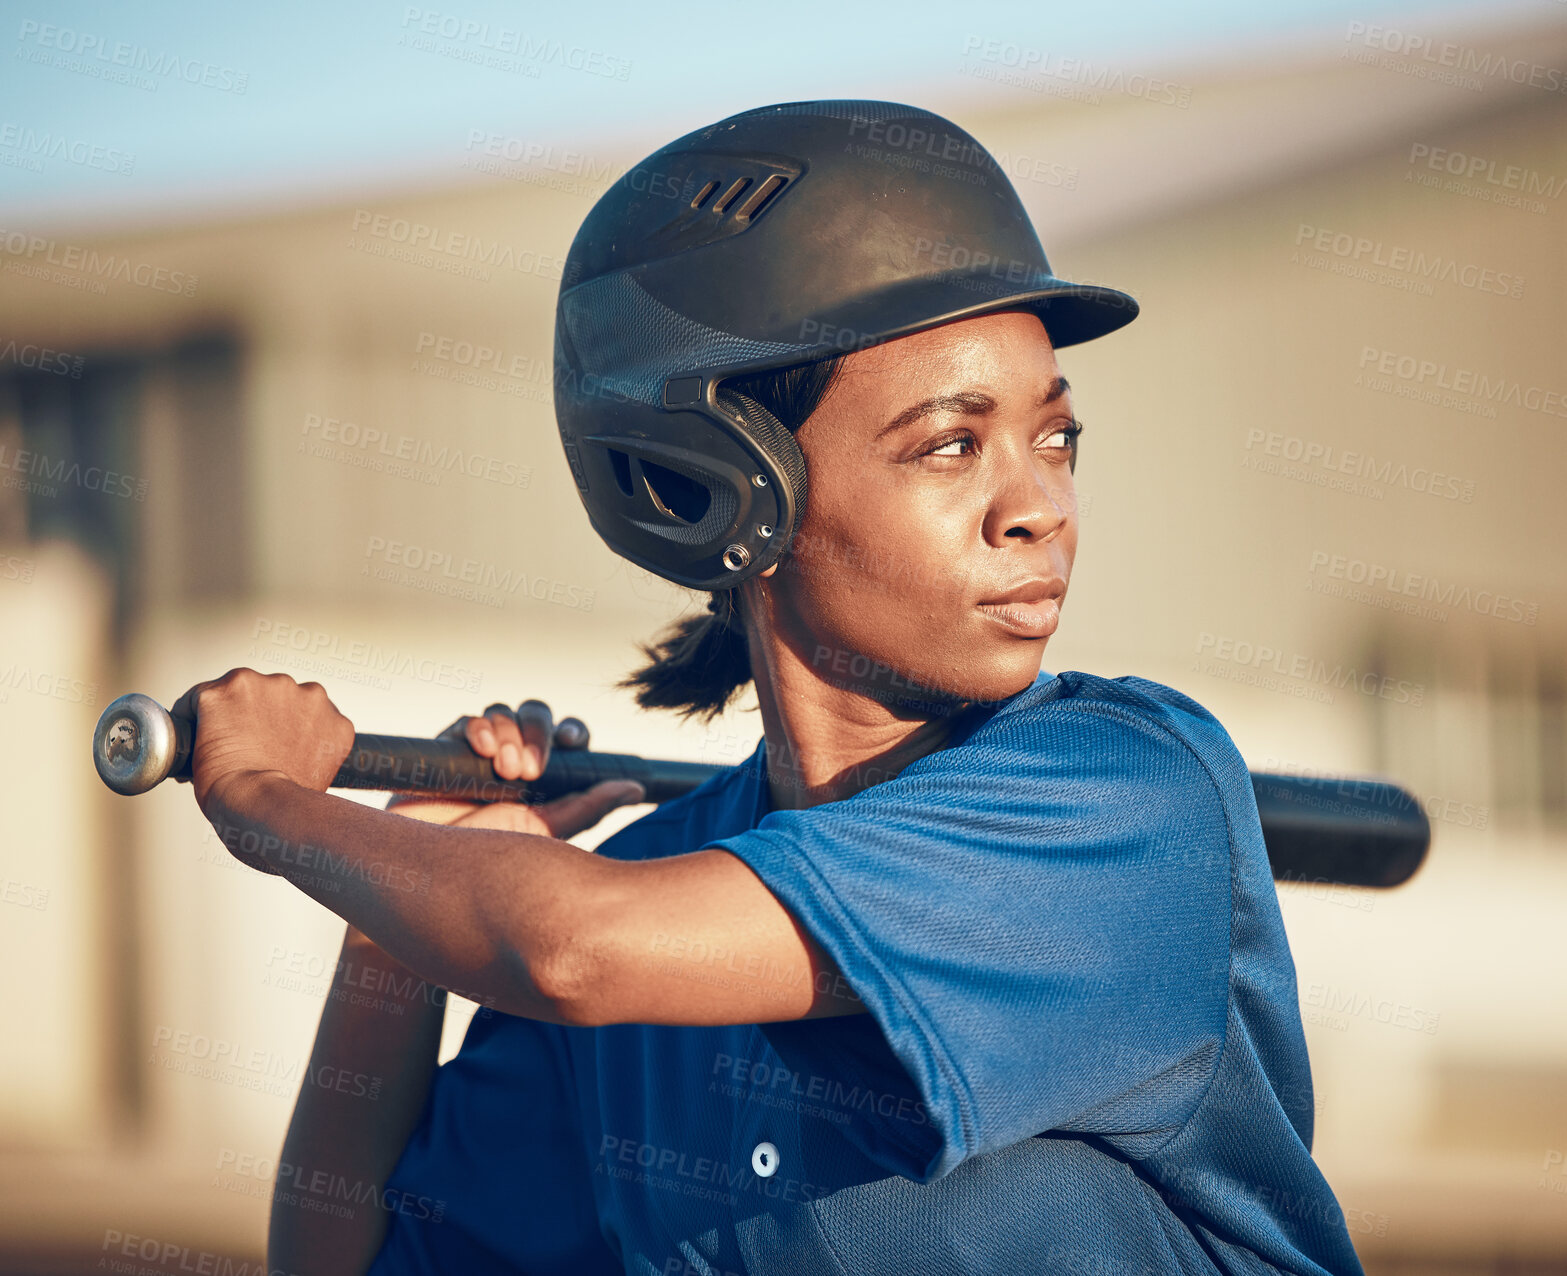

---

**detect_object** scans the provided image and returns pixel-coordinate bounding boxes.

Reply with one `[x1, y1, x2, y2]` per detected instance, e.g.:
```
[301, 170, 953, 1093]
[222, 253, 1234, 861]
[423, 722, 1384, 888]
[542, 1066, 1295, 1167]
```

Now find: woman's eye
[1041, 424, 1083, 453]
[925, 434, 974, 457]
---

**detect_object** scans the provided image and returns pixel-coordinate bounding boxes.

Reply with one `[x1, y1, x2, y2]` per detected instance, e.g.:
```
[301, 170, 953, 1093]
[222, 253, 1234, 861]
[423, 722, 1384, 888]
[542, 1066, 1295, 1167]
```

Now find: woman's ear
[760, 564, 778, 579]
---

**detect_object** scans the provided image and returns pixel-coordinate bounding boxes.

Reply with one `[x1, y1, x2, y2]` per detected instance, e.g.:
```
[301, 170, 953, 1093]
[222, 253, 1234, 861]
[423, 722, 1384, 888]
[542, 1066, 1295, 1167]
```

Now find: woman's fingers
[460, 703, 522, 778]
[451, 700, 589, 783]
[533, 779, 646, 841]
[514, 699, 554, 781]
[168, 677, 219, 727]
[393, 700, 623, 831]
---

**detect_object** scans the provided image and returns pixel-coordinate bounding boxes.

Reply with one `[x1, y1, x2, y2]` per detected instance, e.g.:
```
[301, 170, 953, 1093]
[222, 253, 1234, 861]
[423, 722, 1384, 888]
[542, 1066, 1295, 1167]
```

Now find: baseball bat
[92, 693, 1428, 888]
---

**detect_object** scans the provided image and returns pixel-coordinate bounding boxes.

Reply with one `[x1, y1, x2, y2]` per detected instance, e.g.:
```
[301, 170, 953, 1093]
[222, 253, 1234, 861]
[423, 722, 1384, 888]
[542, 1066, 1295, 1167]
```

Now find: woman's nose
[984, 455, 1071, 545]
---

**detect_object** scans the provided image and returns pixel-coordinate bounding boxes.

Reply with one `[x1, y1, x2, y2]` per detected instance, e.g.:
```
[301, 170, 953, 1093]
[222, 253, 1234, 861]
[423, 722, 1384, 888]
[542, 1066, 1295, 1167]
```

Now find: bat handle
[334, 736, 717, 804]
[93, 694, 195, 796]
[90, 695, 717, 806]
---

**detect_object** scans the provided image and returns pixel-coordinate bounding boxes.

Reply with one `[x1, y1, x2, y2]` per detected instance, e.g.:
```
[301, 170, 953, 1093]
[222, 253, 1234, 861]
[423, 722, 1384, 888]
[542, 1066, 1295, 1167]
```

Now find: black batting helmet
[553, 98, 1138, 591]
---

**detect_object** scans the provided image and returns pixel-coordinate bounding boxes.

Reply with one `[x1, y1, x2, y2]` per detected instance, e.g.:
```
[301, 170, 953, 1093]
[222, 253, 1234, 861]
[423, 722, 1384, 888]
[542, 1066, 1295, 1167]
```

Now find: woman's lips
[975, 596, 1061, 638]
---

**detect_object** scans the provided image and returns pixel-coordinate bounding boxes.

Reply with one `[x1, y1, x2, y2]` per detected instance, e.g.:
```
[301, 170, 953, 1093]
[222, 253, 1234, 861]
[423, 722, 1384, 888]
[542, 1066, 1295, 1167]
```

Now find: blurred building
[2, 15, 1565, 1272]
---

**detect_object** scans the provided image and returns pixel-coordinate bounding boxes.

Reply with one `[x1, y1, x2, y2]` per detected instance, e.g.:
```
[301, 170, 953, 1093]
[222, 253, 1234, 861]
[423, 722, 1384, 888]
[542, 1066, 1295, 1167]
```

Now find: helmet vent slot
[736, 174, 788, 221]
[640, 458, 712, 524]
[690, 179, 720, 210]
[608, 447, 634, 497]
[711, 177, 752, 215]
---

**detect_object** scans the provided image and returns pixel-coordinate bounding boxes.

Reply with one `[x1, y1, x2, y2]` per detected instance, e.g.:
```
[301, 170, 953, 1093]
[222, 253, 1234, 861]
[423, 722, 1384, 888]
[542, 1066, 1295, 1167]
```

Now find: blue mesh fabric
[368, 670, 1366, 1276]
[558, 270, 809, 406]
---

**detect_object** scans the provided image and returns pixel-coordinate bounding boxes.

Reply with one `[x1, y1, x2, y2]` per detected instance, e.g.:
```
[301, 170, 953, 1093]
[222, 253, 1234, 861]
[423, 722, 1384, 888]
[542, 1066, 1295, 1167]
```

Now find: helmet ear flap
[567, 388, 804, 591]
[714, 387, 809, 549]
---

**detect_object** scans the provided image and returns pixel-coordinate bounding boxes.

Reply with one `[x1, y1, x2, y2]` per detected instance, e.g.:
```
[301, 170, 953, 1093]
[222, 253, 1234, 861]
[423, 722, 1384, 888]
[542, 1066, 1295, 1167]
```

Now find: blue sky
[0, 0, 1547, 230]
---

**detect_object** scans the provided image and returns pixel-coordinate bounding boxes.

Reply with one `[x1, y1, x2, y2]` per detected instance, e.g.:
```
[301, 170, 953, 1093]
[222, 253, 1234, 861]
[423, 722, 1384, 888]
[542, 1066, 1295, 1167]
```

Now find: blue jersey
[367, 670, 1367, 1275]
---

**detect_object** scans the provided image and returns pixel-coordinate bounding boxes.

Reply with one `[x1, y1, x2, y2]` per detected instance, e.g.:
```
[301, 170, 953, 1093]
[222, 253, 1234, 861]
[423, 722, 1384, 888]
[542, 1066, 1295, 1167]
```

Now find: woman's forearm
[268, 928, 447, 1275]
[207, 771, 601, 1018]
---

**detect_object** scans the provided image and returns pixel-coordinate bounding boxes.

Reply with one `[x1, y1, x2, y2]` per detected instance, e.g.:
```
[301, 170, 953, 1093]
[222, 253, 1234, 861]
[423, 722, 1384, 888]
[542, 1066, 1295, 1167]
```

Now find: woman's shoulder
[969, 668, 1249, 794]
[1001, 667, 1221, 722]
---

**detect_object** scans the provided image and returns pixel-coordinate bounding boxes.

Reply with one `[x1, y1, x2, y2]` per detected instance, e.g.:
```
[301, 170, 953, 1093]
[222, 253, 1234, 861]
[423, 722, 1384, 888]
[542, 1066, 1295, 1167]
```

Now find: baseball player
[179, 101, 1368, 1274]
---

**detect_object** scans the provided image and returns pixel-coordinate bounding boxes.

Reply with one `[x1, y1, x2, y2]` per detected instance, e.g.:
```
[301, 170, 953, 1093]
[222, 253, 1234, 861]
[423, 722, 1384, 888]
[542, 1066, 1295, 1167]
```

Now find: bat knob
[93, 694, 189, 796]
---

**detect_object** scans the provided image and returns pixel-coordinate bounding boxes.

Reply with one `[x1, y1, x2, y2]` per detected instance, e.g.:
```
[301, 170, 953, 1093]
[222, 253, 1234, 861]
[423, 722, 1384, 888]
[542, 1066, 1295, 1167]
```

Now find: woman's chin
[903, 653, 1046, 711]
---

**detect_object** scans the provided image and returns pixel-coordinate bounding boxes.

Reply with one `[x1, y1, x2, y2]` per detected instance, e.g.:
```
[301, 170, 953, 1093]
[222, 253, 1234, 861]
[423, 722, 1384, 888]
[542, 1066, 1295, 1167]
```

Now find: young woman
[180, 102, 1367, 1274]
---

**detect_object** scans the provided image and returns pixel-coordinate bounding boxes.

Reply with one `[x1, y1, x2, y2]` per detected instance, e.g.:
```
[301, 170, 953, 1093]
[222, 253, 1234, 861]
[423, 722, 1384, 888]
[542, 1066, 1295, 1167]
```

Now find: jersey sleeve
[701, 699, 1234, 1183]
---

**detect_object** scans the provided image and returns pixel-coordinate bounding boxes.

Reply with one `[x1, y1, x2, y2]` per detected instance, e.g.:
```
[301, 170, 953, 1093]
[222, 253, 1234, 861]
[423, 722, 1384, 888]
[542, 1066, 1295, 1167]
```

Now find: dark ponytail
[618, 352, 847, 721]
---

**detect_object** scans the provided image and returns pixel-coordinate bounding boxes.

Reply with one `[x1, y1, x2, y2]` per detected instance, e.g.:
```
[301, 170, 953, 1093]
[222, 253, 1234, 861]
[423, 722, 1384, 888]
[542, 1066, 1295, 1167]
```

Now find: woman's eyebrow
[876, 376, 1071, 439]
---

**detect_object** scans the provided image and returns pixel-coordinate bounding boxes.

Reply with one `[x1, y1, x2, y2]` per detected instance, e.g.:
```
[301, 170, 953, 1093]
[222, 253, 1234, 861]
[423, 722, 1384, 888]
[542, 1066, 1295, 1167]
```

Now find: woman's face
[752, 308, 1080, 710]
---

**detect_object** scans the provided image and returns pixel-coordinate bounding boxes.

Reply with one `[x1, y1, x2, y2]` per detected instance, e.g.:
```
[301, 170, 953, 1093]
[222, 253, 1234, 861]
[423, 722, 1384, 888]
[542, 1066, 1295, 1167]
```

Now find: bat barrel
[1251, 771, 1429, 888]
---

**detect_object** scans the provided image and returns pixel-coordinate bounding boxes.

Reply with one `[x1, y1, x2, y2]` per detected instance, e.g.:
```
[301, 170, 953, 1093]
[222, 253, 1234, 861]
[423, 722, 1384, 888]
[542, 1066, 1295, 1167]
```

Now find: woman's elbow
[514, 914, 621, 1027]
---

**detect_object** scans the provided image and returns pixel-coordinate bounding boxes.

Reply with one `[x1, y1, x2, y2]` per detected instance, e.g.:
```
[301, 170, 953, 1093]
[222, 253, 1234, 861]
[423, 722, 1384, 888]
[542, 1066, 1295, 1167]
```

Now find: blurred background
[1, 0, 1564, 1271]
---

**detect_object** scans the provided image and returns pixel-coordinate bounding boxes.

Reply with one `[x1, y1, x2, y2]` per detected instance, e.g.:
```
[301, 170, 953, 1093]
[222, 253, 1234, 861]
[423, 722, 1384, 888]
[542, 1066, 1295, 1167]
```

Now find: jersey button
[751, 1141, 779, 1178]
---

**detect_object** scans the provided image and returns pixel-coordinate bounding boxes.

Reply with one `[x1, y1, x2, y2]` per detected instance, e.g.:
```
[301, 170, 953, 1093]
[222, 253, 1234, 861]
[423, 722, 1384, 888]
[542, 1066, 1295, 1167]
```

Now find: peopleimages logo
[397, 8, 631, 79]
[0, 442, 148, 502]
[213, 1147, 447, 1223]
[1343, 20, 1567, 94]
[1356, 347, 1567, 419]
[0, 123, 135, 174]
[1307, 549, 1539, 627]
[1261, 754, 1489, 832]
[712, 1052, 930, 1128]
[1194, 632, 1425, 706]
[248, 618, 485, 693]
[348, 209, 570, 282]
[14, 20, 250, 93]
[363, 535, 596, 612]
[0, 339, 84, 377]
[302, 412, 531, 488]
[0, 227, 198, 296]
[0, 663, 97, 705]
[1407, 143, 1567, 198]
[1292, 224, 1524, 298]
[959, 35, 1194, 108]
[1241, 428, 1476, 504]
[1301, 981, 1441, 1034]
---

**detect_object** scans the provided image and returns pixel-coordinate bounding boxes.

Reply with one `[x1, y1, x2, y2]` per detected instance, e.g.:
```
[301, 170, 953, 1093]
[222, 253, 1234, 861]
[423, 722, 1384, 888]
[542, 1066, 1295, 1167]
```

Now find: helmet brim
[995, 279, 1141, 348]
[777, 272, 1139, 367]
